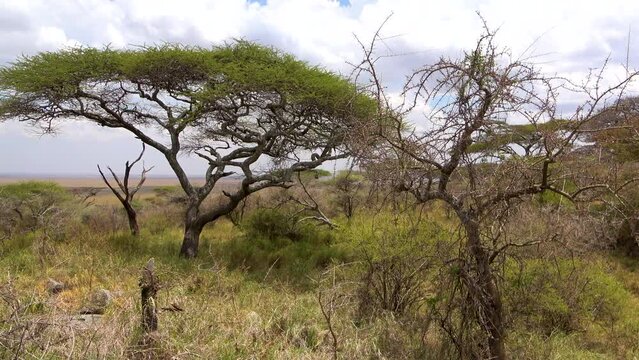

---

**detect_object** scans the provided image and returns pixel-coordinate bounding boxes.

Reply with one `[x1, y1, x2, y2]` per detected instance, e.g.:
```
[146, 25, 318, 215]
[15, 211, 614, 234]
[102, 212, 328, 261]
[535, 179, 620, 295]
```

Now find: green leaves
[0, 47, 119, 97]
[0, 40, 375, 126]
[0, 181, 69, 202]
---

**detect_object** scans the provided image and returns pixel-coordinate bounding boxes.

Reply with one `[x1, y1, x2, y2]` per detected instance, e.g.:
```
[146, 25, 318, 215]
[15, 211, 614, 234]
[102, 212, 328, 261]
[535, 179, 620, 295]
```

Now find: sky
[0, 0, 638, 177]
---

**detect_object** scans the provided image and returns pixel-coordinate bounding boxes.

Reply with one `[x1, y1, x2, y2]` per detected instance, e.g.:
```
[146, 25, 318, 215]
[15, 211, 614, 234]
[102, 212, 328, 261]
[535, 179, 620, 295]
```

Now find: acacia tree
[589, 95, 639, 161]
[581, 97, 639, 254]
[97, 143, 153, 237]
[0, 42, 374, 258]
[354, 26, 637, 358]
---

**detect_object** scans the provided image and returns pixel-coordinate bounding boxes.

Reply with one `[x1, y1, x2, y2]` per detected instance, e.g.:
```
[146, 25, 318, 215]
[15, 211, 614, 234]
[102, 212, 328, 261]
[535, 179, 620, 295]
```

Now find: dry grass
[1, 185, 639, 359]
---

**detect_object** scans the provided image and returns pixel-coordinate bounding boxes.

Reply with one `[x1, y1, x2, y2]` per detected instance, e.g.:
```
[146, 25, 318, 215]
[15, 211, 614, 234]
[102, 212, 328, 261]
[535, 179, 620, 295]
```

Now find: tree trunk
[180, 206, 203, 258]
[124, 203, 139, 237]
[463, 217, 505, 360]
[180, 225, 202, 258]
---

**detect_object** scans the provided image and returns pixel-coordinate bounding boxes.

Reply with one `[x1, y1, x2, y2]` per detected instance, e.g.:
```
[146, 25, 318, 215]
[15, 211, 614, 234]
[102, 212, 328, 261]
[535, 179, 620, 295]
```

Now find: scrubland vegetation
[1, 172, 639, 359]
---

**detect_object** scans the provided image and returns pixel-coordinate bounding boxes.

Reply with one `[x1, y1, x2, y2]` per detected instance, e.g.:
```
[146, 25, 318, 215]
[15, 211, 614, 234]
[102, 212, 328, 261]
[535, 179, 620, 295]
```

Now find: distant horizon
[0, 173, 243, 188]
[0, 170, 337, 180]
[0, 172, 205, 179]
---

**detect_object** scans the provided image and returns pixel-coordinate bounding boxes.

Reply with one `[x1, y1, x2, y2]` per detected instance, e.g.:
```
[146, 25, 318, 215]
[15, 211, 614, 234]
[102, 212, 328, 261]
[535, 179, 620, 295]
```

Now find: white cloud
[3, 0, 638, 74]
[35, 26, 75, 49]
[0, 0, 638, 174]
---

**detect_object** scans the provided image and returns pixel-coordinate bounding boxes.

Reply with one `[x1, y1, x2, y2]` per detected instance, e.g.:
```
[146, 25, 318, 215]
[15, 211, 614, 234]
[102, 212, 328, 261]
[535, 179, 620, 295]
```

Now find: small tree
[0, 182, 72, 258]
[332, 169, 364, 219]
[0, 42, 374, 257]
[97, 143, 153, 237]
[354, 23, 637, 358]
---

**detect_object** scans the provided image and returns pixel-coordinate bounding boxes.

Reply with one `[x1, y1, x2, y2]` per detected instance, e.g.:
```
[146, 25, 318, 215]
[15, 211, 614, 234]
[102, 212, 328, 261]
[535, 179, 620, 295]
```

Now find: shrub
[0, 181, 69, 200]
[504, 258, 633, 336]
[217, 208, 346, 282]
[243, 208, 295, 241]
[348, 214, 450, 319]
[359, 254, 427, 316]
[151, 185, 187, 205]
[80, 205, 128, 235]
[0, 182, 73, 246]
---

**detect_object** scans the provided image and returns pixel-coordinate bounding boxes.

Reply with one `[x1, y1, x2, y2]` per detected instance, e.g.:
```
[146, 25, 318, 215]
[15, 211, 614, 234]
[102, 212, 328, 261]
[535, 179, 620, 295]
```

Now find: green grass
[1, 201, 639, 359]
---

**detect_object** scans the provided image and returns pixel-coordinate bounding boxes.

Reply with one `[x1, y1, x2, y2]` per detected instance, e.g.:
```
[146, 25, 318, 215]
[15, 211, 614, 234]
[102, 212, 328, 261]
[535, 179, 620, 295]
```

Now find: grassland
[0, 176, 240, 205]
[1, 179, 639, 359]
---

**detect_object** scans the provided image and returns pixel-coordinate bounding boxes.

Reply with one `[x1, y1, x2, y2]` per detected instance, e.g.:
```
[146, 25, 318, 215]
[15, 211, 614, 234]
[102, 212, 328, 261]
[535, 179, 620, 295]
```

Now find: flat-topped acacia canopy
[0, 41, 375, 257]
[0, 42, 372, 132]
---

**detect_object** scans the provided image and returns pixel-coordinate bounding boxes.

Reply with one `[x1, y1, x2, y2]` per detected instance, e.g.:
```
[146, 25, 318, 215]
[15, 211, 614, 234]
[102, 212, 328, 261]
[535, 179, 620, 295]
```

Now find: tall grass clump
[217, 208, 348, 283]
[505, 257, 639, 358]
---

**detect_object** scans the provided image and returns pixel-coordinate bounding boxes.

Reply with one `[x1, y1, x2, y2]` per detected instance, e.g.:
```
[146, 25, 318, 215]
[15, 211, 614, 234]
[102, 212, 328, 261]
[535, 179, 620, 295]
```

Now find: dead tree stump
[140, 258, 159, 332]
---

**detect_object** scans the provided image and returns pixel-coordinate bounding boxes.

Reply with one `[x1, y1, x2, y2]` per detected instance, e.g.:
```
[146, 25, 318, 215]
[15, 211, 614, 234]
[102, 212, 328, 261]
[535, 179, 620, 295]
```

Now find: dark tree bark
[124, 203, 140, 237]
[461, 215, 505, 360]
[180, 206, 204, 258]
[98, 144, 153, 237]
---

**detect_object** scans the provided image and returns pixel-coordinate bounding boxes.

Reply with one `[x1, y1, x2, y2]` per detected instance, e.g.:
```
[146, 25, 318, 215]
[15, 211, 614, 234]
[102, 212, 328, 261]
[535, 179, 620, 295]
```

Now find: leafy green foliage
[218, 209, 346, 283]
[0, 42, 376, 126]
[504, 256, 639, 358]
[297, 169, 332, 182]
[339, 212, 451, 318]
[0, 181, 69, 201]
[505, 259, 634, 335]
